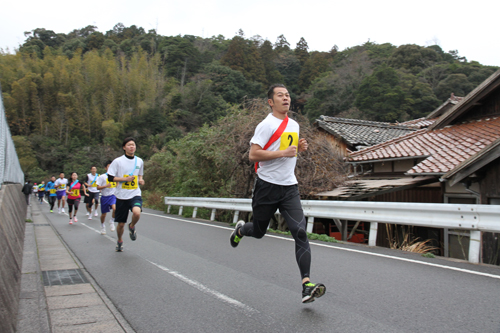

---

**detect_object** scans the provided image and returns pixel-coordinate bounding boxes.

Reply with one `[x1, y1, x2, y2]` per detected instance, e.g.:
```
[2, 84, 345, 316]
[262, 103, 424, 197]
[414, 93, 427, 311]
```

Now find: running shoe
[69, 218, 73, 225]
[101, 225, 106, 235]
[58, 208, 61, 214]
[50, 210, 53, 213]
[129, 224, 137, 241]
[61, 208, 65, 213]
[115, 241, 123, 252]
[109, 221, 115, 232]
[230, 220, 245, 248]
[86, 211, 90, 216]
[94, 211, 98, 217]
[88, 215, 92, 220]
[302, 282, 326, 303]
[74, 216, 78, 223]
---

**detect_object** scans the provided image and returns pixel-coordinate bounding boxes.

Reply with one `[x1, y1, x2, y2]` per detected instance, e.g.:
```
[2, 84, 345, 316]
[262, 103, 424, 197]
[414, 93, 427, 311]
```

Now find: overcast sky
[1, 0, 499, 67]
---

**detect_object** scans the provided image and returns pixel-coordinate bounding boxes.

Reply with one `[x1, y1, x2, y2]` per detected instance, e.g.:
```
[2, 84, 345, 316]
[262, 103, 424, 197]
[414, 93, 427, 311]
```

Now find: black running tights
[240, 178, 311, 280]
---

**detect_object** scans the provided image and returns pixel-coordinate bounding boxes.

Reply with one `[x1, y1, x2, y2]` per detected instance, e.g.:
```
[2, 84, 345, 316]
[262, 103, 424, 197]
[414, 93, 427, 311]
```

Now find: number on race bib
[71, 189, 79, 197]
[106, 179, 117, 188]
[59, 184, 66, 190]
[122, 175, 138, 190]
[280, 132, 299, 156]
[50, 189, 56, 194]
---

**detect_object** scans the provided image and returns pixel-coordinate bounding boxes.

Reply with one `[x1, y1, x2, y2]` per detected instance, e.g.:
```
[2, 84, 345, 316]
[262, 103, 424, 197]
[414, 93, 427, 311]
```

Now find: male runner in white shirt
[107, 137, 144, 252]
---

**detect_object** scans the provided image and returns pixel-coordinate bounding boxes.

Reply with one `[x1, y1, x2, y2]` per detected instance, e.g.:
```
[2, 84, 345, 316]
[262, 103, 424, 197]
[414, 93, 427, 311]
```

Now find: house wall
[374, 161, 392, 173]
[320, 132, 349, 157]
[479, 157, 500, 204]
[394, 159, 415, 172]
[478, 157, 500, 265]
[371, 185, 443, 203]
[444, 181, 480, 195]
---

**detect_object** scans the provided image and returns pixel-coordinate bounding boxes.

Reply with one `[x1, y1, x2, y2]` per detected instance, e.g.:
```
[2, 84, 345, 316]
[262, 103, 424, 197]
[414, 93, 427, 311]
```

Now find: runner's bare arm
[83, 184, 89, 196]
[249, 143, 296, 162]
[111, 175, 135, 182]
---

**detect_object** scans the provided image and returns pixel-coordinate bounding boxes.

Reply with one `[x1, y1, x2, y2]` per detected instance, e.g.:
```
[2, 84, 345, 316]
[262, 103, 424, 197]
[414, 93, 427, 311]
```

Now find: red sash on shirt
[254, 115, 289, 173]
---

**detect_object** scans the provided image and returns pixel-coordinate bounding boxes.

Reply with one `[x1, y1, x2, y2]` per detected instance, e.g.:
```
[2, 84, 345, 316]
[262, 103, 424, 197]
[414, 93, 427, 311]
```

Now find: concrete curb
[17, 201, 135, 332]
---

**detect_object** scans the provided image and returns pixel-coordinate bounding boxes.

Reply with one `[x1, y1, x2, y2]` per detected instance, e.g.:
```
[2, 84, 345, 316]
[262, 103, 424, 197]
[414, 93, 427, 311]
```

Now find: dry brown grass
[386, 224, 438, 254]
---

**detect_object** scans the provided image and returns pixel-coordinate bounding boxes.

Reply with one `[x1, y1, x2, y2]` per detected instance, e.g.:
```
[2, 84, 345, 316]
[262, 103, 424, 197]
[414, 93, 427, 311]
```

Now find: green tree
[294, 37, 309, 65]
[274, 34, 290, 53]
[220, 36, 266, 85]
[304, 48, 373, 121]
[355, 65, 407, 122]
[297, 51, 332, 91]
[12, 136, 38, 173]
[258, 40, 283, 86]
[434, 74, 474, 101]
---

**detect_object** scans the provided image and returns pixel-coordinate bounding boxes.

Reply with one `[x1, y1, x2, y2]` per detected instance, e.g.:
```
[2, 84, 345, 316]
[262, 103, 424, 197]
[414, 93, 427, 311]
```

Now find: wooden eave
[428, 70, 500, 130]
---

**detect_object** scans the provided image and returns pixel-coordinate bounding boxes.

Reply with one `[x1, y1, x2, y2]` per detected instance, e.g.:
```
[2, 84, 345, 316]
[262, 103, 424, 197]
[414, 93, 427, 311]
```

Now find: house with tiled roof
[314, 116, 418, 156]
[321, 70, 500, 263]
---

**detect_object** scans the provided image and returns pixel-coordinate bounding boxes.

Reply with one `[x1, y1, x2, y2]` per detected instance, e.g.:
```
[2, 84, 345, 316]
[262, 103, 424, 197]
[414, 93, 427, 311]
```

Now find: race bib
[106, 179, 117, 188]
[280, 132, 299, 155]
[50, 189, 56, 194]
[122, 175, 138, 190]
[71, 189, 79, 197]
[91, 182, 97, 187]
[59, 184, 66, 190]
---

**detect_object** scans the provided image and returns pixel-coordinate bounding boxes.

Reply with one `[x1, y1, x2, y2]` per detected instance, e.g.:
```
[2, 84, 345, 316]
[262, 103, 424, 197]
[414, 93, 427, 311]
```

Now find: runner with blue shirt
[37, 181, 46, 204]
[46, 176, 57, 212]
[107, 137, 144, 252]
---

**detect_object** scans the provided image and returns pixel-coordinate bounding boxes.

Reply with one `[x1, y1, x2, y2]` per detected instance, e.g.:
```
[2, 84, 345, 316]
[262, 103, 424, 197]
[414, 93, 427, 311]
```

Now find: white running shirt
[96, 173, 116, 197]
[54, 178, 68, 192]
[107, 155, 144, 200]
[250, 113, 299, 186]
[86, 173, 100, 193]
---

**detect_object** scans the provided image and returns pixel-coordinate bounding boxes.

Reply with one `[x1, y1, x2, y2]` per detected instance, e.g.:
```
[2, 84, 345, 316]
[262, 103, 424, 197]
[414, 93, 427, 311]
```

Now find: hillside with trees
[1, 23, 497, 200]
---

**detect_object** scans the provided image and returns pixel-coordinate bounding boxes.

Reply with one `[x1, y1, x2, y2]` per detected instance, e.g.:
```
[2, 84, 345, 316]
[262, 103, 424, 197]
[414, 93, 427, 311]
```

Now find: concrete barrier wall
[0, 184, 27, 333]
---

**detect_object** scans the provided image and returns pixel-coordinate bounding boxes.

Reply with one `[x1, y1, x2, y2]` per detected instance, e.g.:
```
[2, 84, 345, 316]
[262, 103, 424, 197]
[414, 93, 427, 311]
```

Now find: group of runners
[27, 84, 325, 303]
[35, 137, 144, 254]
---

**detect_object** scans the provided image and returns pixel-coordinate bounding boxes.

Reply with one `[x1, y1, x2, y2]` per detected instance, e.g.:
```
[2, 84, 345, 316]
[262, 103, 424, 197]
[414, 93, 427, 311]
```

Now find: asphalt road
[42, 205, 500, 333]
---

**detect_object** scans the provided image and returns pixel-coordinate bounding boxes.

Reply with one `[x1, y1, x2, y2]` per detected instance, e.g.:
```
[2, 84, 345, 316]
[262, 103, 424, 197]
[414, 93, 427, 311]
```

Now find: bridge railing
[0, 85, 24, 189]
[164, 196, 500, 264]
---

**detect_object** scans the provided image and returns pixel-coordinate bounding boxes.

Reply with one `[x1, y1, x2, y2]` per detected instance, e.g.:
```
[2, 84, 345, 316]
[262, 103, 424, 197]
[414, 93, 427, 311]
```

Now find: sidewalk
[16, 202, 134, 332]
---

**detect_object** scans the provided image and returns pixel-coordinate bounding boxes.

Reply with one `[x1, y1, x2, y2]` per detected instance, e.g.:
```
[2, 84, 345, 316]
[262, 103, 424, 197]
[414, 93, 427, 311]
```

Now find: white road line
[143, 212, 500, 280]
[147, 260, 259, 316]
[80, 218, 259, 316]
[80, 222, 115, 242]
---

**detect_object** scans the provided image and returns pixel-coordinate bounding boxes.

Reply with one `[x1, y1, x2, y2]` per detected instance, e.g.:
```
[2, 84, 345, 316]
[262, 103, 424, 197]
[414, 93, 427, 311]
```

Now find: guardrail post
[306, 216, 314, 233]
[210, 209, 216, 221]
[167, 205, 171, 214]
[233, 211, 239, 224]
[179, 206, 183, 216]
[469, 230, 481, 263]
[192, 207, 198, 218]
[368, 222, 378, 246]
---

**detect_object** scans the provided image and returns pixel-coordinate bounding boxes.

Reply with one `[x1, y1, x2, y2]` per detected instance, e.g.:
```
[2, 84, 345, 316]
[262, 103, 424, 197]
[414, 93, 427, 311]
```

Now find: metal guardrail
[164, 196, 500, 264]
[0, 85, 24, 188]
